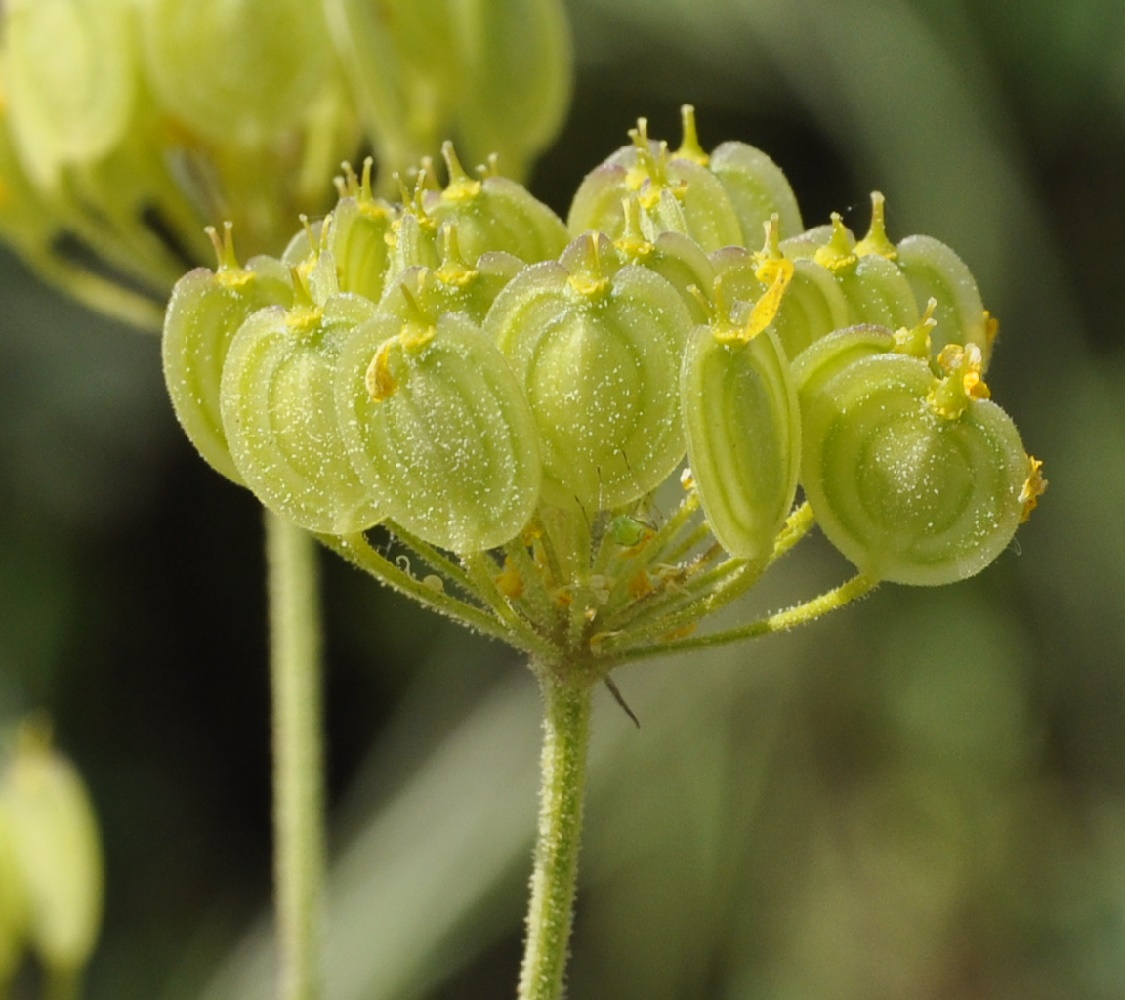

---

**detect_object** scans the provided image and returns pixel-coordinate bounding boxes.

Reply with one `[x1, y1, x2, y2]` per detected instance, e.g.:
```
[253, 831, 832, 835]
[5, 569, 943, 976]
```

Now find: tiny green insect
[609, 513, 655, 548]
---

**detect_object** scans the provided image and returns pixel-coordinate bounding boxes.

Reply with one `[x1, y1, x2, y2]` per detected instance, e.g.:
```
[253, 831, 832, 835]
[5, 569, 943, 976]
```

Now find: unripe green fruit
[2, 0, 135, 185]
[712, 224, 851, 359]
[896, 233, 992, 368]
[567, 119, 742, 252]
[221, 293, 383, 534]
[709, 140, 803, 244]
[612, 199, 717, 324]
[383, 203, 442, 287]
[335, 311, 541, 552]
[799, 351, 1030, 585]
[486, 233, 691, 510]
[139, 0, 337, 146]
[681, 316, 800, 563]
[162, 226, 294, 484]
[329, 161, 398, 302]
[381, 242, 524, 328]
[425, 144, 569, 264]
[792, 322, 897, 403]
[449, 0, 571, 181]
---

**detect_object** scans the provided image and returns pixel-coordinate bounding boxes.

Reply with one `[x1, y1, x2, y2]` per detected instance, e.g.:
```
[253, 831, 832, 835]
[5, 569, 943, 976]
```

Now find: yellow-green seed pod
[324, 0, 462, 174]
[336, 311, 541, 552]
[0, 724, 102, 978]
[0, 801, 27, 987]
[382, 197, 442, 289]
[424, 144, 569, 265]
[1, 0, 135, 186]
[568, 119, 743, 252]
[139, 0, 337, 147]
[792, 323, 897, 403]
[221, 291, 383, 534]
[709, 140, 803, 243]
[381, 231, 524, 329]
[449, 0, 571, 182]
[614, 209, 717, 325]
[896, 233, 992, 368]
[671, 104, 803, 245]
[681, 288, 801, 562]
[329, 161, 397, 302]
[799, 350, 1032, 585]
[486, 233, 691, 510]
[162, 225, 294, 484]
[835, 252, 919, 330]
[712, 222, 851, 360]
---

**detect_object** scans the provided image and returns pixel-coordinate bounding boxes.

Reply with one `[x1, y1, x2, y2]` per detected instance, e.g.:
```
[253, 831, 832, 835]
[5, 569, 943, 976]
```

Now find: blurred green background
[2, 0, 1124, 996]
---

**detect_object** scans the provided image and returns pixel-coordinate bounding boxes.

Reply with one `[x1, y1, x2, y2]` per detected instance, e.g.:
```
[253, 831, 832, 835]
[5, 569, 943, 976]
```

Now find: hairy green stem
[605, 572, 878, 664]
[266, 512, 326, 1000]
[518, 669, 594, 1000]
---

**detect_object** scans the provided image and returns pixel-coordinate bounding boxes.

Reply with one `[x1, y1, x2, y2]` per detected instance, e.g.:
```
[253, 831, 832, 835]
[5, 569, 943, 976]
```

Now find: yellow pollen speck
[1019, 456, 1047, 522]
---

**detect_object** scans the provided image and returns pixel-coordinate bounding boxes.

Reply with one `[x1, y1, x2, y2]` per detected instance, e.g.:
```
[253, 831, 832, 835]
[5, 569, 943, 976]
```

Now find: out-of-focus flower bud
[326, 0, 570, 182]
[0, 721, 103, 982]
[449, 0, 571, 183]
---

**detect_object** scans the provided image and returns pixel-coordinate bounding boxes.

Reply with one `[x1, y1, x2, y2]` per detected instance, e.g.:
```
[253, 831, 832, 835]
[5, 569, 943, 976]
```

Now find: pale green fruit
[486, 234, 691, 510]
[380, 244, 524, 329]
[329, 162, 398, 302]
[711, 243, 851, 360]
[617, 226, 717, 325]
[792, 323, 897, 403]
[681, 315, 800, 563]
[336, 311, 541, 552]
[799, 351, 1031, 585]
[1, 0, 135, 186]
[1, 730, 102, 977]
[139, 0, 336, 146]
[162, 228, 294, 484]
[449, 0, 571, 181]
[425, 143, 568, 265]
[835, 252, 920, 330]
[221, 294, 383, 533]
[568, 121, 743, 252]
[709, 140, 803, 243]
[896, 233, 992, 368]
